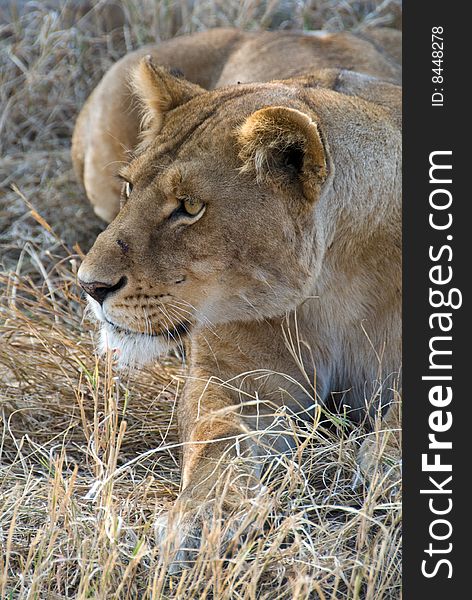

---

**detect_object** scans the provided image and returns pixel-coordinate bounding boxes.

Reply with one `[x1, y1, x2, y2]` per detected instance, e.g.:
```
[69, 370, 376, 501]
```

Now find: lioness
[72, 28, 401, 222]
[74, 28, 401, 570]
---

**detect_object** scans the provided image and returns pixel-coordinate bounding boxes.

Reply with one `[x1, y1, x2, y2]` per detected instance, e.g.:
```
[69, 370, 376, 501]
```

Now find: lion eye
[182, 196, 204, 217]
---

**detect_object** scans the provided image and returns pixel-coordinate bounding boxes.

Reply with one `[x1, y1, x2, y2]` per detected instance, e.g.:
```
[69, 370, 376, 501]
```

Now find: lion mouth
[105, 318, 191, 341]
[87, 298, 191, 367]
[99, 318, 191, 367]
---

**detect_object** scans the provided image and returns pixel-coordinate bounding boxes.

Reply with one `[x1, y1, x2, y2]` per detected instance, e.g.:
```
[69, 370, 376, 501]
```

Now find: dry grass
[1, 1, 402, 598]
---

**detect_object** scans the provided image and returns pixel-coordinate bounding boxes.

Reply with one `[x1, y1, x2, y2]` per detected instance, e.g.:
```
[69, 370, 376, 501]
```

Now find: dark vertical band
[403, 2, 467, 596]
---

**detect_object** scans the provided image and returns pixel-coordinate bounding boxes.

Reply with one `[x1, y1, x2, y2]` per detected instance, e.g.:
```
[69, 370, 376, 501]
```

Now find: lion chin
[98, 324, 171, 368]
[86, 298, 177, 368]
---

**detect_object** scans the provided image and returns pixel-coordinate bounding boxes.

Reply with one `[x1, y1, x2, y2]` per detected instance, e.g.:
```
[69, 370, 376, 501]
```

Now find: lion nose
[79, 276, 127, 305]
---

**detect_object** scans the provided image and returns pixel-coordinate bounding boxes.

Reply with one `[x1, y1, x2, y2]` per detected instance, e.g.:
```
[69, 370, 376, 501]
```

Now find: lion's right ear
[131, 55, 205, 131]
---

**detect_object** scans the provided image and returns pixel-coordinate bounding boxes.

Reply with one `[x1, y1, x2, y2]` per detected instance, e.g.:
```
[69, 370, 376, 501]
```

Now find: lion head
[77, 58, 400, 368]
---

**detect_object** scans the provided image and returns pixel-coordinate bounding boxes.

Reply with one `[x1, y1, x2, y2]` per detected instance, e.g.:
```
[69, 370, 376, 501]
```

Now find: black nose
[79, 276, 127, 305]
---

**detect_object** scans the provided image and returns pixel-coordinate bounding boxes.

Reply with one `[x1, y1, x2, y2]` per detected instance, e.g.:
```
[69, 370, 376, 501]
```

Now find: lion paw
[155, 500, 244, 574]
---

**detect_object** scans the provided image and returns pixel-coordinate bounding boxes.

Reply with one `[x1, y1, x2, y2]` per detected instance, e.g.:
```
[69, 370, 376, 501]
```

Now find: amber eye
[182, 196, 205, 217]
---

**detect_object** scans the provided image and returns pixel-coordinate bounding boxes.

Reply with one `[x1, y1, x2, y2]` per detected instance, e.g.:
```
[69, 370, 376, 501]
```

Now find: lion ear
[237, 106, 329, 201]
[131, 55, 205, 131]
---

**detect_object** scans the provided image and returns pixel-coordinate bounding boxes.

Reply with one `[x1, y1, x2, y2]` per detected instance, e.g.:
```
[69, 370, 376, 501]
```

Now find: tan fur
[72, 27, 401, 222]
[131, 56, 206, 134]
[75, 28, 401, 570]
[238, 106, 328, 201]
